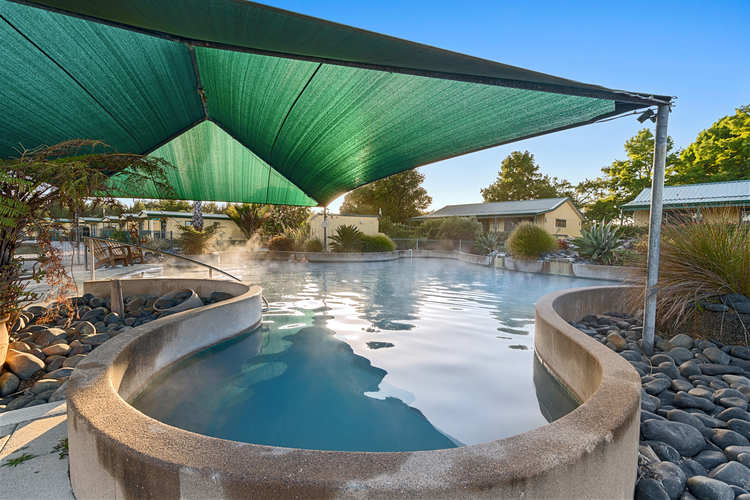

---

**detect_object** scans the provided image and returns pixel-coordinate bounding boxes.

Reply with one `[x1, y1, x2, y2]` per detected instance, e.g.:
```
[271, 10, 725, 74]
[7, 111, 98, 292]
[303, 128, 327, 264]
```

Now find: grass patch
[506, 222, 557, 260]
[52, 438, 68, 459]
[1, 453, 38, 467]
[626, 209, 750, 328]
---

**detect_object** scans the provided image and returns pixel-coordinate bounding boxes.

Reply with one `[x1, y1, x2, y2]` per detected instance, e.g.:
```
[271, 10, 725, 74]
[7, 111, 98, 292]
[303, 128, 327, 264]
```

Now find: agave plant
[473, 231, 501, 255]
[570, 219, 622, 263]
[328, 225, 365, 252]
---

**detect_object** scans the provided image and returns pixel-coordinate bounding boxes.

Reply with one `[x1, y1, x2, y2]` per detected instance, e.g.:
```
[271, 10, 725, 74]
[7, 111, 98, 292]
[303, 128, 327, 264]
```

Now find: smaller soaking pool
[132, 259, 612, 452]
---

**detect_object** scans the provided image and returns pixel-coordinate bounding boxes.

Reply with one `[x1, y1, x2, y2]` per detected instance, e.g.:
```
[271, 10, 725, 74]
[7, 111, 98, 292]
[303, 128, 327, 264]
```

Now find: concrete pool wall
[67, 279, 640, 499]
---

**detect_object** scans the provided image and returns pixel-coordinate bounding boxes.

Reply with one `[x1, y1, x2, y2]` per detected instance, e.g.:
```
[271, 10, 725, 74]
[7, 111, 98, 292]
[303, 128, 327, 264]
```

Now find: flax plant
[626, 209, 750, 328]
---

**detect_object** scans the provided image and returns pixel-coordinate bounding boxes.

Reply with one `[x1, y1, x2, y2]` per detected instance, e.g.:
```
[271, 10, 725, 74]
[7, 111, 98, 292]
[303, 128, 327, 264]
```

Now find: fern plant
[329, 225, 365, 252]
[570, 219, 622, 264]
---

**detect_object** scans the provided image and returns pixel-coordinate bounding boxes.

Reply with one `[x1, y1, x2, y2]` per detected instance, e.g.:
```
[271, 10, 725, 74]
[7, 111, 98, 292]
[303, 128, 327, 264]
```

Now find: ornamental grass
[506, 222, 558, 260]
[626, 209, 750, 328]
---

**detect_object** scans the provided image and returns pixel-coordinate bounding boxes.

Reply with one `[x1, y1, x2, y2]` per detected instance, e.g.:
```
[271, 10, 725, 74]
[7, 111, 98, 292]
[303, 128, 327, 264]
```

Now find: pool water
[132, 259, 611, 452]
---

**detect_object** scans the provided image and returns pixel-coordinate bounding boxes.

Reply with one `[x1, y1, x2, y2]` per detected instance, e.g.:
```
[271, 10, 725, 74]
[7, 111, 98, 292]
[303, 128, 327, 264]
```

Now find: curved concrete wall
[221, 249, 491, 265]
[68, 281, 640, 499]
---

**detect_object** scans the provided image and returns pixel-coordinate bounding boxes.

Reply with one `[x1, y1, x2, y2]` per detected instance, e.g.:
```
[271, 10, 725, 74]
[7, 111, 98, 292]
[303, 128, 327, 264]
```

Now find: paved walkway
[0, 402, 72, 500]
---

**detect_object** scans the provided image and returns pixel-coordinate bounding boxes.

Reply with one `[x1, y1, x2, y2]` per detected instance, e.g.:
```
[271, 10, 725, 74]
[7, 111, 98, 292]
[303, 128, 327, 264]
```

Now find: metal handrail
[82, 236, 242, 283]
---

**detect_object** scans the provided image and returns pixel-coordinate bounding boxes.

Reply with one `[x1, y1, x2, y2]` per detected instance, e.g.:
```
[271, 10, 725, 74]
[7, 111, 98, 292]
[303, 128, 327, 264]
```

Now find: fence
[391, 238, 476, 252]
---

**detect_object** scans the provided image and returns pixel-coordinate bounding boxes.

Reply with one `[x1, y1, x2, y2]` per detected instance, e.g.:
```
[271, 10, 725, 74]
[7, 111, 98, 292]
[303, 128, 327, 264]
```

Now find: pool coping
[67, 279, 641, 499]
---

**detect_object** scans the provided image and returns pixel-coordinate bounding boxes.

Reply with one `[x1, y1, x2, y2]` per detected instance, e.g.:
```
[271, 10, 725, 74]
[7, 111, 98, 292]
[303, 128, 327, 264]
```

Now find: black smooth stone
[708, 461, 750, 491]
[641, 419, 706, 457]
[687, 476, 734, 500]
[654, 461, 687, 500]
[694, 450, 729, 470]
[636, 478, 671, 500]
[710, 429, 750, 449]
[679, 459, 708, 479]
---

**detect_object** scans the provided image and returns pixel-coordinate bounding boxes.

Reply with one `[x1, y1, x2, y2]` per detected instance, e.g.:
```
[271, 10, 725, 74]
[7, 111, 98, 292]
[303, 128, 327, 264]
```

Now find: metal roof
[139, 210, 230, 220]
[411, 198, 583, 220]
[621, 180, 750, 210]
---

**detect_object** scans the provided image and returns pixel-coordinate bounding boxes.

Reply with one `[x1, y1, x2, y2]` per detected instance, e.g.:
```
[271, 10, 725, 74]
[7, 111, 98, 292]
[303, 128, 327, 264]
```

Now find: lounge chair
[91, 239, 129, 269]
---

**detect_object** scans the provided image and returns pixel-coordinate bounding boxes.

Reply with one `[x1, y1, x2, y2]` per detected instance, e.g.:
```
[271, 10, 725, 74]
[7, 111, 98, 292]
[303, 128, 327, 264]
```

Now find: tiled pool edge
[67, 280, 641, 499]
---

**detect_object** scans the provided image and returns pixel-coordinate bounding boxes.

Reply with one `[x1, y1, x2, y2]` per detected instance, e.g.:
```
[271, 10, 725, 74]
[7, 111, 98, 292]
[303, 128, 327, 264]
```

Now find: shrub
[626, 212, 750, 328]
[329, 225, 365, 252]
[557, 239, 570, 250]
[267, 236, 295, 251]
[176, 224, 218, 255]
[437, 216, 482, 241]
[111, 230, 129, 243]
[506, 222, 557, 260]
[361, 234, 396, 252]
[570, 219, 622, 264]
[415, 219, 443, 239]
[473, 232, 501, 255]
[304, 238, 324, 252]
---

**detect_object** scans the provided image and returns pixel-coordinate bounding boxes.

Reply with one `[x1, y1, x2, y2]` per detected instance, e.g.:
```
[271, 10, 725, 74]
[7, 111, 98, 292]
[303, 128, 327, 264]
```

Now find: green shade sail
[0, 0, 671, 206]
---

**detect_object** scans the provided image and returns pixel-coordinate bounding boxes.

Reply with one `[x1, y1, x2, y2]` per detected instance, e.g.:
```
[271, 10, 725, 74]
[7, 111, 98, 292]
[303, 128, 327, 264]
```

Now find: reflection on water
[131, 259, 612, 451]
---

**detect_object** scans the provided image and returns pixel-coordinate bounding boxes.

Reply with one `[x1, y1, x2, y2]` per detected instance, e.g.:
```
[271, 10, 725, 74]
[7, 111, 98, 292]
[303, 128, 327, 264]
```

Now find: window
[555, 219, 567, 228]
[185, 221, 192, 226]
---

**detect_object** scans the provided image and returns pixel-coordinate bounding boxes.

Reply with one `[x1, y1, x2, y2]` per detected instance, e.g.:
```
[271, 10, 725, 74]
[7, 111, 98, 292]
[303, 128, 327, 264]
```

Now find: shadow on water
[533, 354, 580, 423]
[132, 319, 460, 452]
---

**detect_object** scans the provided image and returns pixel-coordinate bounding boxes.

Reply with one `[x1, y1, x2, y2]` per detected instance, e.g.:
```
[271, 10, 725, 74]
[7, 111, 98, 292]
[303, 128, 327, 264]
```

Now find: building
[308, 213, 381, 244]
[410, 198, 585, 238]
[133, 211, 246, 240]
[621, 180, 750, 226]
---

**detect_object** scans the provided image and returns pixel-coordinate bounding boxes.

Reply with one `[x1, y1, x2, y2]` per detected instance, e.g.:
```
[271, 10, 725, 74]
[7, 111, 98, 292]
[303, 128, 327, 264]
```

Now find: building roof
[1, 0, 668, 207]
[309, 213, 380, 221]
[621, 180, 750, 211]
[411, 198, 584, 220]
[139, 210, 230, 220]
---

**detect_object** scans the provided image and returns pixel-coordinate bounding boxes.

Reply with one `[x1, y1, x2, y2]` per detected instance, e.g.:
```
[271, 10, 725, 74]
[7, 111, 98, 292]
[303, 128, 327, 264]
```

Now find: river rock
[660, 362, 681, 380]
[28, 348, 45, 361]
[716, 407, 750, 423]
[675, 392, 716, 412]
[69, 343, 92, 356]
[30, 379, 62, 395]
[48, 380, 67, 402]
[701, 364, 745, 376]
[63, 354, 86, 368]
[89, 297, 106, 308]
[724, 375, 750, 387]
[708, 461, 750, 490]
[669, 347, 696, 365]
[692, 451, 727, 471]
[6, 394, 35, 411]
[46, 356, 66, 372]
[635, 478, 671, 500]
[42, 367, 74, 380]
[728, 420, 750, 440]
[103, 312, 120, 325]
[34, 389, 56, 402]
[654, 461, 687, 500]
[645, 378, 673, 395]
[74, 321, 96, 336]
[689, 387, 715, 402]
[649, 440, 680, 463]
[668, 409, 711, 437]
[681, 361, 703, 378]
[680, 460, 709, 479]
[642, 419, 705, 457]
[718, 397, 748, 411]
[725, 446, 750, 462]
[704, 348, 731, 366]
[80, 333, 110, 346]
[671, 334, 695, 349]
[34, 328, 67, 347]
[5, 350, 45, 379]
[687, 476, 734, 500]
[42, 343, 71, 357]
[0, 372, 20, 397]
[8, 341, 30, 353]
[710, 429, 750, 449]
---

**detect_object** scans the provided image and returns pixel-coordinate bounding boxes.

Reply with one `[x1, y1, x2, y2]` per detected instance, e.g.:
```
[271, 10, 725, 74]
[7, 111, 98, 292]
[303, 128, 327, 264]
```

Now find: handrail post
[89, 238, 95, 282]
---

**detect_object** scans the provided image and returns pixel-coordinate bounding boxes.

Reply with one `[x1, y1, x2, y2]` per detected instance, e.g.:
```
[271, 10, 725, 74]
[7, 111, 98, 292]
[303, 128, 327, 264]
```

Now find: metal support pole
[642, 104, 670, 356]
[90, 238, 95, 282]
[323, 207, 328, 253]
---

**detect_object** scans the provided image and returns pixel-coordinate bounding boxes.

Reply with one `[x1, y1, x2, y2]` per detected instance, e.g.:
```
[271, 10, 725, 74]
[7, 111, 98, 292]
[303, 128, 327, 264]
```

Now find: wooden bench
[91, 239, 129, 269]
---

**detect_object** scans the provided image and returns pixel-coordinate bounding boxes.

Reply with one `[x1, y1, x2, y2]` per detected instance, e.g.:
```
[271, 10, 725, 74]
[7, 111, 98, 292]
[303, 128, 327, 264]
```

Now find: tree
[437, 216, 483, 241]
[226, 204, 268, 239]
[580, 129, 679, 221]
[261, 205, 312, 235]
[143, 199, 192, 212]
[0, 139, 173, 321]
[340, 170, 432, 224]
[672, 105, 750, 184]
[131, 200, 146, 213]
[480, 151, 559, 202]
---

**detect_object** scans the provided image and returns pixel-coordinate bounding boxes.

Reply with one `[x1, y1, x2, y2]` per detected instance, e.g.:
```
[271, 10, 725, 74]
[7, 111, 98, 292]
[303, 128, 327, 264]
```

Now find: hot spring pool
[131, 259, 615, 452]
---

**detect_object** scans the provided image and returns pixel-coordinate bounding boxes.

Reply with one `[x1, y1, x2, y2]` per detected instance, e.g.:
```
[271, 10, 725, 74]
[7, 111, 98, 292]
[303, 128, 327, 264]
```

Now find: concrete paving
[0, 401, 73, 500]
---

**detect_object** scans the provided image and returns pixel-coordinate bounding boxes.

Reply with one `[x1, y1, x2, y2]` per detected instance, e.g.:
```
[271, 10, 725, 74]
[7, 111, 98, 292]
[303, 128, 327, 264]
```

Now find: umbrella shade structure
[0, 0, 671, 207]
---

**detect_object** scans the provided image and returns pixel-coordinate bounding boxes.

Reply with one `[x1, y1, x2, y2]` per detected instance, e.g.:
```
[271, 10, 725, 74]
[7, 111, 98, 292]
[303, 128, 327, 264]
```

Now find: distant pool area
[132, 259, 615, 451]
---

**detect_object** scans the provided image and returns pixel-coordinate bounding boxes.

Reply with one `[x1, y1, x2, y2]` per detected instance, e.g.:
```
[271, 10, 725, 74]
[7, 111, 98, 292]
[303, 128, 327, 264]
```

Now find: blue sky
[260, 0, 749, 212]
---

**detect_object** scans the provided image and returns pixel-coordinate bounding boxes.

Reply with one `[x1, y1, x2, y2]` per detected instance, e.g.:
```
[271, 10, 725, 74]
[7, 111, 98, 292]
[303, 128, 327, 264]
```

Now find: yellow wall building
[309, 213, 381, 244]
[410, 198, 584, 238]
[622, 180, 750, 226]
[134, 211, 246, 241]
